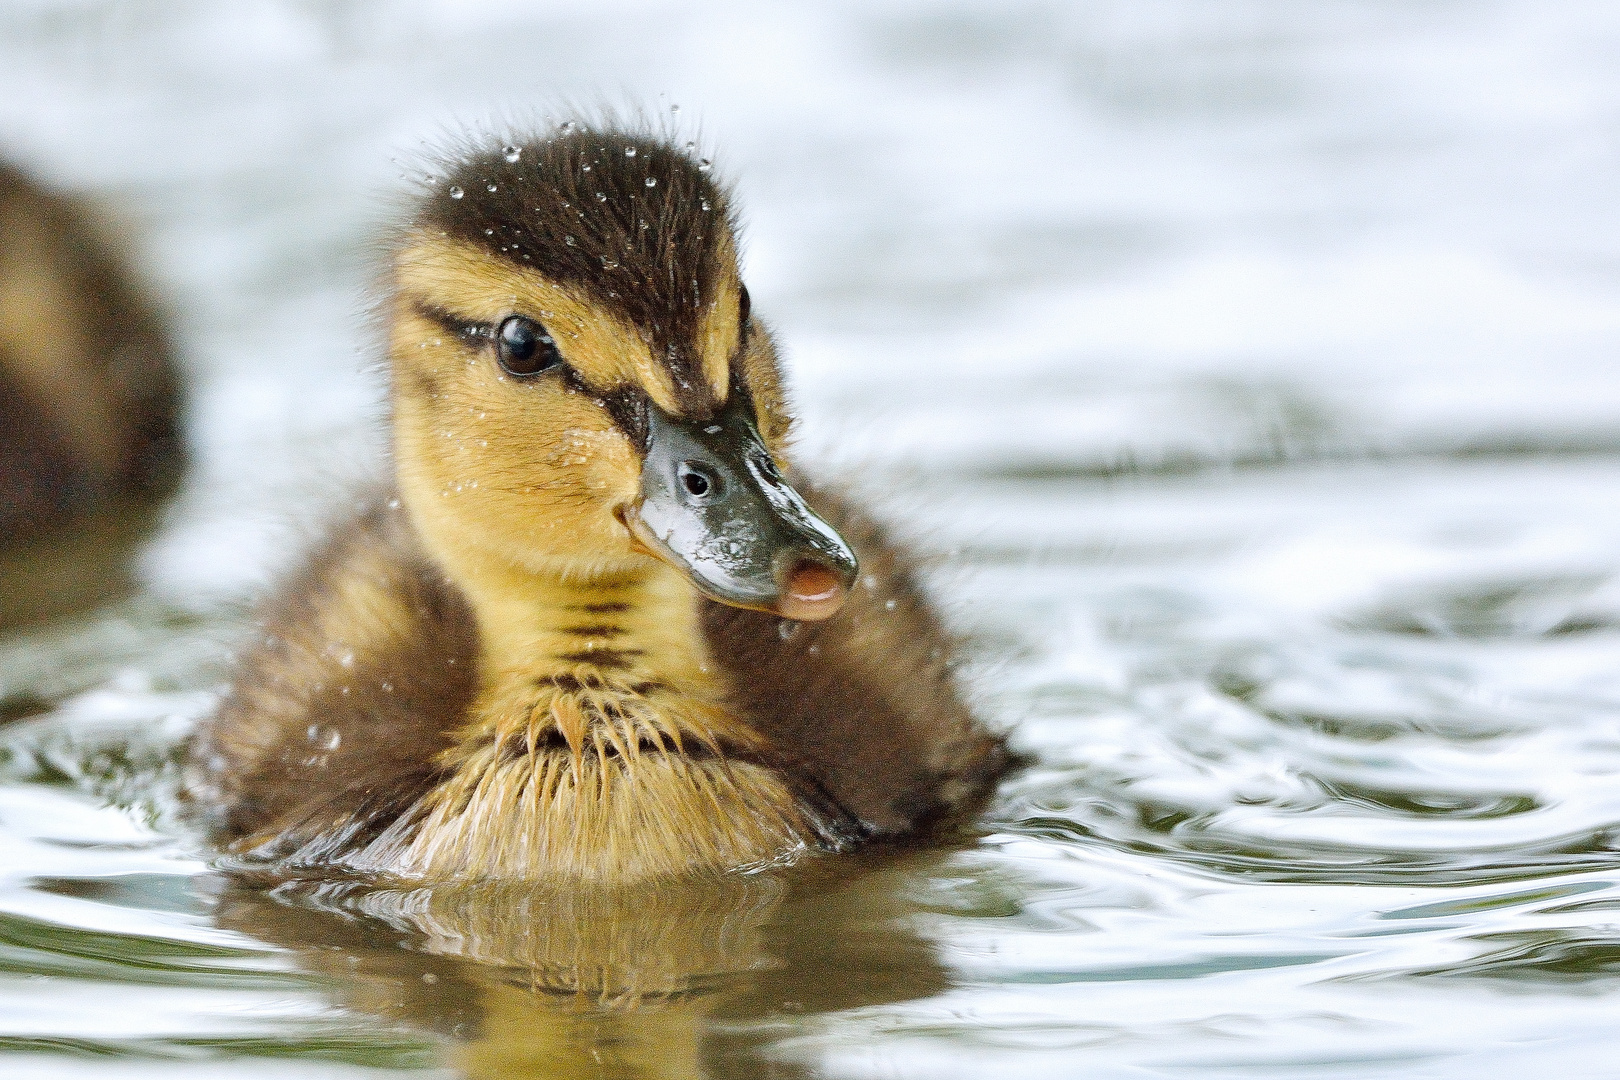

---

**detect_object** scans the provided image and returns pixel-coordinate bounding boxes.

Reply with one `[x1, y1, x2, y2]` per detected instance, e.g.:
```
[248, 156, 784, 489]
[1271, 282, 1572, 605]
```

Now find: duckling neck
[457, 553, 715, 702]
[384, 530, 810, 882]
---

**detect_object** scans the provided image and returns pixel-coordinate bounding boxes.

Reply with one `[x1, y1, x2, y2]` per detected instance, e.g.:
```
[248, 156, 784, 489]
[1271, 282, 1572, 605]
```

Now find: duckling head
[388, 123, 856, 621]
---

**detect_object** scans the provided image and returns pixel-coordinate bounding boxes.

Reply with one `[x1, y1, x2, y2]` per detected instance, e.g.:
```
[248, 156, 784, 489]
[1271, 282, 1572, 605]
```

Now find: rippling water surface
[5, 2, 1620, 1077]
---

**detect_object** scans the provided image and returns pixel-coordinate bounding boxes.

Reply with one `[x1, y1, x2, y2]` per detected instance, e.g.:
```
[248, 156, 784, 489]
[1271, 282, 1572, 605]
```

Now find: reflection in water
[0, 497, 171, 632]
[215, 852, 953, 1078]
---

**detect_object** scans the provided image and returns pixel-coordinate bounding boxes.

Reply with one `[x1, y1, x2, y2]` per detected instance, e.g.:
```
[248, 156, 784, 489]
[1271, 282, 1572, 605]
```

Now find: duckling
[0, 160, 184, 542]
[189, 121, 1007, 884]
[0, 160, 186, 627]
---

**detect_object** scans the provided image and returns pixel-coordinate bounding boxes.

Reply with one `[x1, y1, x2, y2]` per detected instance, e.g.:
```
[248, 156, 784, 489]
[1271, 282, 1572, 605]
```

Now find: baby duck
[190, 121, 1007, 884]
[0, 160, 184, 544]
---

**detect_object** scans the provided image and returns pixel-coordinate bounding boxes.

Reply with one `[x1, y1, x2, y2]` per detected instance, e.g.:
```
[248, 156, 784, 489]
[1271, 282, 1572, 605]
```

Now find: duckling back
[188, 497, 479, 862]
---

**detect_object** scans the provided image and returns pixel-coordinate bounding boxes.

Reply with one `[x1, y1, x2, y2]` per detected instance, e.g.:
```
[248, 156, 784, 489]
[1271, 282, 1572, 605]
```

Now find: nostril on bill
[777, 559, 848, 622]
[677, 462, 717, 498]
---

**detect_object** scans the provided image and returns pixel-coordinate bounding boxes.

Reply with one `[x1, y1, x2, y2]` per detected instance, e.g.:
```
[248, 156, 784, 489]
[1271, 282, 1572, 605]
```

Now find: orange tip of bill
[777, 563, 847, 622]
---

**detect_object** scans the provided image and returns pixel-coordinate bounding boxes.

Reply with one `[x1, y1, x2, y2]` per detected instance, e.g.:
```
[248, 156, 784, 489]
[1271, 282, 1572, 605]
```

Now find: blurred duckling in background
[0, 160, 185, 625]
[190, 121, 1008, 884]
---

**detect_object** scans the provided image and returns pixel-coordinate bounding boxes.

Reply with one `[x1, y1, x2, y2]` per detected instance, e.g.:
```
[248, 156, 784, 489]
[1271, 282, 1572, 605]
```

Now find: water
[4, 1, 1620, 1076]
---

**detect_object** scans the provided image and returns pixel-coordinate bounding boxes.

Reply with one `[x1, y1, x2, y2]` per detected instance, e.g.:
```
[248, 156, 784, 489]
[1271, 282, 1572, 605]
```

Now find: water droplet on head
[448, 186, 464, 199]
[486, 183, 497, 192]
[700, 199, 711, 211]
[565, 234, 576, 246]
[625, 146, 637, 157]
[684, 141, 696, 151]
[502, 144, 522, 163]
[596, 192, 607, 202]
[581, 163, 591, 172]
[698, 159, 712, 172]
[645, 177, 657, 187]
[559, 120, 576, 133]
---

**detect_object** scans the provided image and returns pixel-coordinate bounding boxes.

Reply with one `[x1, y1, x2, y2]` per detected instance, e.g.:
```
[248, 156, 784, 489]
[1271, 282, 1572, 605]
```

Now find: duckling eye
[496, 316, 561, 376]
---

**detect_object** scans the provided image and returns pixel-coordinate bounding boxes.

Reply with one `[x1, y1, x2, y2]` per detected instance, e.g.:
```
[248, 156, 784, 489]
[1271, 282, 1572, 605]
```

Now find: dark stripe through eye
[412, 300, 488, 343]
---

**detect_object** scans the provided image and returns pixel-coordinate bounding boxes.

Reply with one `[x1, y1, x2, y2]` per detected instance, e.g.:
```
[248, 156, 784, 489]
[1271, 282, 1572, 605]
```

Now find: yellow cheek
[395, 362, 642, 563]
[545, 423, 642, 499]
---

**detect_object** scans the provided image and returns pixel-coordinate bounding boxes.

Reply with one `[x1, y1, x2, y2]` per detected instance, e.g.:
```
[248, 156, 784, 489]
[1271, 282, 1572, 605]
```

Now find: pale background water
[3, 1, 1620, 1077]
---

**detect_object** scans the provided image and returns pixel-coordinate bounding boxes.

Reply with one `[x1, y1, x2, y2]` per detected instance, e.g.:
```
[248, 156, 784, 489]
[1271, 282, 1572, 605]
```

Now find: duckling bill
[189, 122, 1008, 883]
[627, 391, 856, 620]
